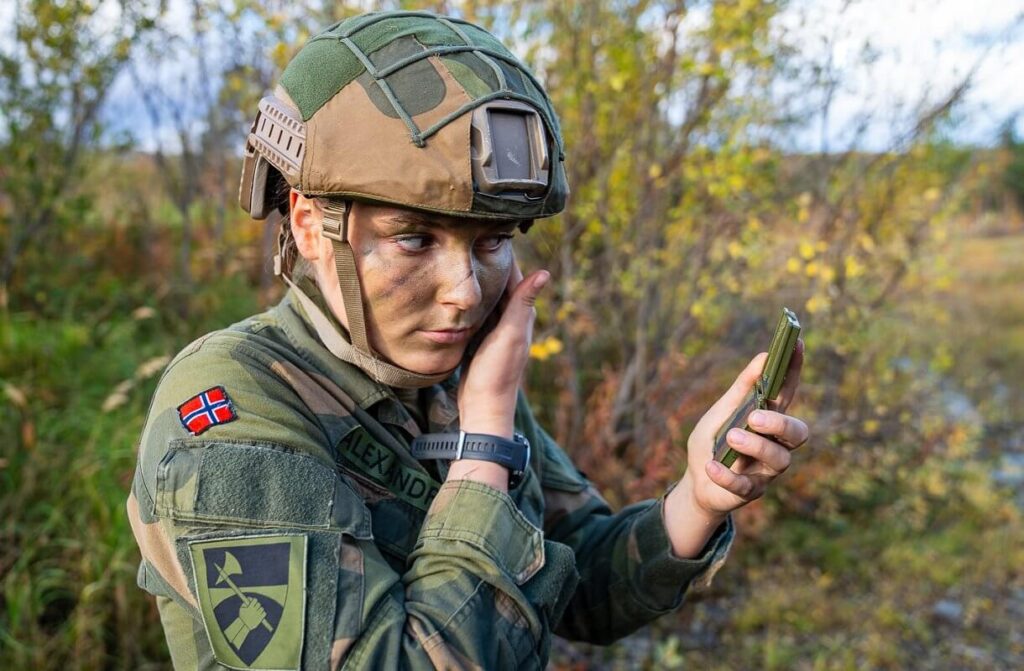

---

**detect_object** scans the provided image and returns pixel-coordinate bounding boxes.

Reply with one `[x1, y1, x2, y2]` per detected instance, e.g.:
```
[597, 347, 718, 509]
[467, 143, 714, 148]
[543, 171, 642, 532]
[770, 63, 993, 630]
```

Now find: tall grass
[1, 274, 260, 668]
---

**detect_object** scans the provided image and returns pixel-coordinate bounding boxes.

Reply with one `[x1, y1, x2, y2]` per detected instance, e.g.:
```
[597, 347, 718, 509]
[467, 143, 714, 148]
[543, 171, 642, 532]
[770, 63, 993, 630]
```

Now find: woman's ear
[290, 190, 322, 262]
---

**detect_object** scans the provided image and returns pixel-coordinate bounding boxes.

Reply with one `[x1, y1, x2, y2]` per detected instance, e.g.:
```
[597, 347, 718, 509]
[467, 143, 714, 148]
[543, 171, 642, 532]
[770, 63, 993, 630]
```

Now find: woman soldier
[128, 10, 809, 670]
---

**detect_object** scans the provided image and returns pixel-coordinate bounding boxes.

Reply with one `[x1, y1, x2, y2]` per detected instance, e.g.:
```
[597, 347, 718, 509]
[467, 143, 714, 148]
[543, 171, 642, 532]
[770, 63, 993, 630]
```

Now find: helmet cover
[240, 10, 569, 222]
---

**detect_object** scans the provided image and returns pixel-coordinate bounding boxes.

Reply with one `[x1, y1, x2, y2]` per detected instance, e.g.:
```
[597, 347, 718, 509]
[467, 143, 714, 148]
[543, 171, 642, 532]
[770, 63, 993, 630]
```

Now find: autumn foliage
[2, 1, 1022, 669]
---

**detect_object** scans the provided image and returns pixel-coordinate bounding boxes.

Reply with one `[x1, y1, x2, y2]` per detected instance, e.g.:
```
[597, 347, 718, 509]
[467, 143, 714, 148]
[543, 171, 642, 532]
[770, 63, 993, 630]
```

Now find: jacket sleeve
[514, 393, 734, 644]
[128, 341, 578, 670]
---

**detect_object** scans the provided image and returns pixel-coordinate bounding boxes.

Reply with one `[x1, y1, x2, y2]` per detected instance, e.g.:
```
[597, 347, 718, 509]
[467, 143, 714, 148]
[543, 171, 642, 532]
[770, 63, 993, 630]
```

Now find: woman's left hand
[665, 342, 809, 557]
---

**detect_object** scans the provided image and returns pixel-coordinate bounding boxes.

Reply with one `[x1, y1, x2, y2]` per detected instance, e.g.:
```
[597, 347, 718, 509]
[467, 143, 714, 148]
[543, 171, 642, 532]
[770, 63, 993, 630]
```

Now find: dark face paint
[346, 203, 515, 375]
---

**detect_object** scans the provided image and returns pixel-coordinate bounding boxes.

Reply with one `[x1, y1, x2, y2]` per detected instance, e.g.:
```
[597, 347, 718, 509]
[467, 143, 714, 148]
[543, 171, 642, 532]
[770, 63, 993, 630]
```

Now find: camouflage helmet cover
[240, 10, 569, 222]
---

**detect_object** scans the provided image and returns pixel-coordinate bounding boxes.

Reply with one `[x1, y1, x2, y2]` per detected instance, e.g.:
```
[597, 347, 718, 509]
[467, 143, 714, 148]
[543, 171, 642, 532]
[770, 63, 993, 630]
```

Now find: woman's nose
[436, 251, 482, 312]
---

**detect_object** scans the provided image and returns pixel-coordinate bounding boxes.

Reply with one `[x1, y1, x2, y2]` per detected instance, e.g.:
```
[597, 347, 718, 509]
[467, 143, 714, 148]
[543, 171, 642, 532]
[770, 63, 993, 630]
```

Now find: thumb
[490, 270, 549, 338]
[519, 270, 550, 307]
[506, 270, 550, 313]
[708, 352, 767, 417]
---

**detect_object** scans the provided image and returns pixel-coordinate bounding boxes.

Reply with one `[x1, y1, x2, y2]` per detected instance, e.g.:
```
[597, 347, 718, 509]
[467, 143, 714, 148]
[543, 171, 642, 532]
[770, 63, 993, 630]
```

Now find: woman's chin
[393, 350, 465, 377]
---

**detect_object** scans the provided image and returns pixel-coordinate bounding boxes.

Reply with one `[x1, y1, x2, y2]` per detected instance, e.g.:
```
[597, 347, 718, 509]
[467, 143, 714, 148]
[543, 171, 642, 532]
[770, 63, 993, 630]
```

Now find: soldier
[127, 10, 809, 670]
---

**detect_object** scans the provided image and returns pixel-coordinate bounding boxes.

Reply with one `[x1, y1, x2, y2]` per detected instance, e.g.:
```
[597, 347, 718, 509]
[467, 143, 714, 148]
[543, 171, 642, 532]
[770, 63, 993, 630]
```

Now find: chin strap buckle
[321, 201, 349, 242]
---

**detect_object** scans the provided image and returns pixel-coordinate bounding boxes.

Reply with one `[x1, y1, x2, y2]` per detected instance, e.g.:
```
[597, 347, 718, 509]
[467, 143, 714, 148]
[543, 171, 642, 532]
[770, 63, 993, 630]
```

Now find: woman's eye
[477, 234, 514, 252]
[395, 235, 432, 252]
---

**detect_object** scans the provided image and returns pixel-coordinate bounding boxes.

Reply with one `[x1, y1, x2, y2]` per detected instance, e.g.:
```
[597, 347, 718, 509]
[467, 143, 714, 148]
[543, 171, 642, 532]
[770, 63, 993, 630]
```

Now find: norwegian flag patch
[177, 386, 237, 436]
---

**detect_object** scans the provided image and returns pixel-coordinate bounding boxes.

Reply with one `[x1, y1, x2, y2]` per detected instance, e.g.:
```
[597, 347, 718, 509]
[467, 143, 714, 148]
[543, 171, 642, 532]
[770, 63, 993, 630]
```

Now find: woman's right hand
[448, 262, 549, 491]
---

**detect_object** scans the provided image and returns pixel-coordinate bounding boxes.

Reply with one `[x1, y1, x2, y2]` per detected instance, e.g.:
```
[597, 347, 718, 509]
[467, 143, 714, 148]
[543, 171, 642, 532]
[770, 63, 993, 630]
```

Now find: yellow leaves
[946, 425, 972, 459]
[858, 234, 876, 253]
[747, 215, 763, 232]
[804, 261, 819, 277]
[648, 163, 662, 179]
[555, 301, 575, 322]
[796, 191, 813, 223]
[529, 336, 563, 361]
[932, 345, 953, 373]
[689, 302, 705, 318]
[697, 62, 717, 76]
[805, 294, 830, 314]
[924, 187, 942, 202]
[844, 255, 865, 279]
[798, 240, 816, 260]
[610, 74, 626, 92]
[226, 73, 245, 94]
[272, 42, 290, 68]
[267, 12, 286, 31]
[920, 467, 949, 498]
[863, 419, 880, 435]
[727, 240, 743, 259]
[819, 265, 836, 283]
[786, 257, 802, 274]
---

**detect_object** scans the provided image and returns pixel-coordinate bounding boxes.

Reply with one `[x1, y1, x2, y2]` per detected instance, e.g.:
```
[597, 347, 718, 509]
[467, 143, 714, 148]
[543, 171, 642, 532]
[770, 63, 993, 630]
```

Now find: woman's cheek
[363, 249, 430, 305]
[477, 253, 512, 309]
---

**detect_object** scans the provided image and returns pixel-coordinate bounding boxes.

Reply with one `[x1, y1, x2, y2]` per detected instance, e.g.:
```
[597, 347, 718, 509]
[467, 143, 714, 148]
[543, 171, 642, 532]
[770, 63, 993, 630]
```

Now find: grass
[938, 230, 1024, 425]
[0, 274, 262, 668]
[2, 229, 1021, 669]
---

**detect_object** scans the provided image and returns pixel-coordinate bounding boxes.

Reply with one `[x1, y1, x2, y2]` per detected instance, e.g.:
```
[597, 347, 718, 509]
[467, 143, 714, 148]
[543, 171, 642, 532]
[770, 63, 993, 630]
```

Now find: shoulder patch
[178, 386, 238, 436]
[189, 535, 307, 670]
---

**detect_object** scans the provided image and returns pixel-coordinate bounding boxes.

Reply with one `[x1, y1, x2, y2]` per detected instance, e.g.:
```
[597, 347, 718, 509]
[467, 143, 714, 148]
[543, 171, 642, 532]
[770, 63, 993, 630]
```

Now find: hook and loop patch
[189, 535, 307, 670]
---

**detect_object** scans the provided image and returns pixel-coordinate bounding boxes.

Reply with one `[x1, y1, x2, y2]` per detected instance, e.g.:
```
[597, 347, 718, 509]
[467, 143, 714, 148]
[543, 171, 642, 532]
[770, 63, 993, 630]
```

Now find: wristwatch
[411, 431, 531, 488]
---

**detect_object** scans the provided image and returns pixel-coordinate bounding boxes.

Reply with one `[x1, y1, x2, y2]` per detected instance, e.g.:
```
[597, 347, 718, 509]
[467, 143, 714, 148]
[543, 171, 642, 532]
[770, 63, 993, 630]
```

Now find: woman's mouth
[418, 327, 473, 344]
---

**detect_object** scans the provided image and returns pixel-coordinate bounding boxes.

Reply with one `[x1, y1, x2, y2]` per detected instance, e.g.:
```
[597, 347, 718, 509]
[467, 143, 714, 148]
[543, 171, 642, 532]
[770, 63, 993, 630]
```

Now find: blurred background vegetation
[2, 0, 1023, 669]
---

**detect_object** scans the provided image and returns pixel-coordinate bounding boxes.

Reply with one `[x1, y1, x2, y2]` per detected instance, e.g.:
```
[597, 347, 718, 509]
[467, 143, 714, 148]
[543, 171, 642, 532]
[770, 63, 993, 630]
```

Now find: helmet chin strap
[277, 201, 456, 389]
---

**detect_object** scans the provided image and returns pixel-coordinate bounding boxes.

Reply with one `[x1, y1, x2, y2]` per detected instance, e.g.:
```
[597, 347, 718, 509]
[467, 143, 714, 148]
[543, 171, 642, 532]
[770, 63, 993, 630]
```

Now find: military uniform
[128, 279, 733, 669]
[130, 11, 735, 668]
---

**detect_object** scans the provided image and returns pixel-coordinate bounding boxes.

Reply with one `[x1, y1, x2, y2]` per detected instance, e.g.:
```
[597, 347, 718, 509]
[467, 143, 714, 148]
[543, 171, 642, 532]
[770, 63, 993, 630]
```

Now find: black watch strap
[411, 431, 531, 488]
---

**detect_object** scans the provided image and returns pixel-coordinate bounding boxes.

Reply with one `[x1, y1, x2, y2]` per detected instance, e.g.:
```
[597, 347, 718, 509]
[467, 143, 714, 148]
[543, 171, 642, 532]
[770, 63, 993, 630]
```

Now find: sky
[3, 0, 1022, 152]
[778, 0, 1024, 150]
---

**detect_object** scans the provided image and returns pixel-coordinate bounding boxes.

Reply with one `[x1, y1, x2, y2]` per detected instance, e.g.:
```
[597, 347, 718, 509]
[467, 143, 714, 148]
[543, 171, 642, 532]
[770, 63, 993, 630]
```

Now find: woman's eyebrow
[382, 212, 521, 233]
[381, 213, 436, 230]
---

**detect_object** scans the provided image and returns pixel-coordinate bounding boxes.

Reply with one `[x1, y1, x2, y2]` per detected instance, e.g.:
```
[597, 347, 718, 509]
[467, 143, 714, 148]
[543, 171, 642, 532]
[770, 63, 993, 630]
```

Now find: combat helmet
[238, 10, 569, 387]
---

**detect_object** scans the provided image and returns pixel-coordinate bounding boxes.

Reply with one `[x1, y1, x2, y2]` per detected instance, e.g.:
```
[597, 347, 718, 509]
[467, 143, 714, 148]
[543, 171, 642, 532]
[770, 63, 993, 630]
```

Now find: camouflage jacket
[128, 283, 734, 670]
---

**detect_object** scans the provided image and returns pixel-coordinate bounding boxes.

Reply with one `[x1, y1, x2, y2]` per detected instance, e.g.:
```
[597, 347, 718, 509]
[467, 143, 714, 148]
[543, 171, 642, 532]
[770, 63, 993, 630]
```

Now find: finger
[748, 410, 809, 449]
[726, 428, 792, 474]
[773, 339, 804, 411]
[705, 460, 766, 501]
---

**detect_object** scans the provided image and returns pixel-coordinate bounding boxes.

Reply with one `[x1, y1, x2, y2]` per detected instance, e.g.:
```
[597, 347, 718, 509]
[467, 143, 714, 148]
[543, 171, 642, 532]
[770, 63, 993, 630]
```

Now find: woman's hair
[270, 173, 315, 281]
